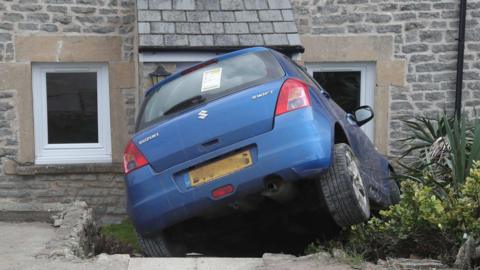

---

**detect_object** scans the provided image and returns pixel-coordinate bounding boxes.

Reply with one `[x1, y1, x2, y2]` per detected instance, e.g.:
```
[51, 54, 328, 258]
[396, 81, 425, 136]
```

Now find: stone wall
[0, 0, 137, 224]
[0, 0, 136, 62]
[292, 0, 480, 156]
[0, 90, 17, 175]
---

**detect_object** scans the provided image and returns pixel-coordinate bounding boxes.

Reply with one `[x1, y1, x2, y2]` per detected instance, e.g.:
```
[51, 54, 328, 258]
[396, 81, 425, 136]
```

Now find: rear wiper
[164, 95, 206, 115]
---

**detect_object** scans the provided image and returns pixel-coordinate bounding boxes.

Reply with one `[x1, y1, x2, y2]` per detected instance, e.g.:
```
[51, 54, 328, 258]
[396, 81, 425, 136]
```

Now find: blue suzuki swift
[124, 47, 400, 257]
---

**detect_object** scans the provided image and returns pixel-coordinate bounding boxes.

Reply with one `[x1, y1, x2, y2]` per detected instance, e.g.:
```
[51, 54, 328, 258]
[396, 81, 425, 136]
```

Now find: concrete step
[128, 257, 263, 270]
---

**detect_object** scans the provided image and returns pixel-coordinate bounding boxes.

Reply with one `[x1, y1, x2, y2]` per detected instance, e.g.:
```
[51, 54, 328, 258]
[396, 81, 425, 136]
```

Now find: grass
[98, 219, 141, 254]
[305, 240, 365, 268]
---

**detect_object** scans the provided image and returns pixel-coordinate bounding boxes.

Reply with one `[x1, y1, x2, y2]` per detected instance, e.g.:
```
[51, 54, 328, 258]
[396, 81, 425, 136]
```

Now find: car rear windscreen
[137, 50, 285, 130]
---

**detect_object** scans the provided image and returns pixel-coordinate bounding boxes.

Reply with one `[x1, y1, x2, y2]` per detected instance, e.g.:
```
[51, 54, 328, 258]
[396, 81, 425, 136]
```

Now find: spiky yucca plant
[399, 113, 480, 192]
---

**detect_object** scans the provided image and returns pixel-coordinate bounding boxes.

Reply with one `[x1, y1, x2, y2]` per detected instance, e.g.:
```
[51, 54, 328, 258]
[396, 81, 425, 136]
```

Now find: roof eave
[138, 45, 305, 55]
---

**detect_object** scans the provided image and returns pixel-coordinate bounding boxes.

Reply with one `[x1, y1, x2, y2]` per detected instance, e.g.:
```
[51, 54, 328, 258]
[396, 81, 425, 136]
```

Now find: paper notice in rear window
[201, 68, 222, 92]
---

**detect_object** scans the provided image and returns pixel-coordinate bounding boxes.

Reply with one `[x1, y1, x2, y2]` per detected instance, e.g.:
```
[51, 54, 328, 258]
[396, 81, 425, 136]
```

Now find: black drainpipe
[455, 0, 467, 117]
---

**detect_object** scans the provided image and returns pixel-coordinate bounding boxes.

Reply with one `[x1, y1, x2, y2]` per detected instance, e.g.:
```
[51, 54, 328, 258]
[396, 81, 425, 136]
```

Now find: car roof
[144, 47, 273, 96]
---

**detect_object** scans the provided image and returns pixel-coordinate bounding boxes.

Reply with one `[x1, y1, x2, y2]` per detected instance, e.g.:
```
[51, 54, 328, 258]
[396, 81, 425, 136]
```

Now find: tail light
[275, 78, 311, 116]
[123, 140, 148, 174]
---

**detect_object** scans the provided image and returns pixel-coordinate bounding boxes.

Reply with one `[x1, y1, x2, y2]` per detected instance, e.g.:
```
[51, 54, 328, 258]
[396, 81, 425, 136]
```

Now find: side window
[293, 63, 321, 88]
[278, 53, 318, 87]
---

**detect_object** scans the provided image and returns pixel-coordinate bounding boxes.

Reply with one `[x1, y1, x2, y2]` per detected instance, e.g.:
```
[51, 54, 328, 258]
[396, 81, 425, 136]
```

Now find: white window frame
[32, 63, 112, 164]
[305, 62, 376, 141]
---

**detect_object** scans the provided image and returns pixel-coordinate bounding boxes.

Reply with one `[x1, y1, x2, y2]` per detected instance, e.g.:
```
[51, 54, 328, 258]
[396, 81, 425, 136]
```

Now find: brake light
[123, 140, 148, 174]
[181, 59, 218, 75]
[275, 78, 311, 116]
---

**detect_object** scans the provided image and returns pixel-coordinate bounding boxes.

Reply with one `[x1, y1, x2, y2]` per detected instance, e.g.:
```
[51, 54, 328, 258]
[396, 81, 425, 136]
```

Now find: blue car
[123, 47, 400, 257]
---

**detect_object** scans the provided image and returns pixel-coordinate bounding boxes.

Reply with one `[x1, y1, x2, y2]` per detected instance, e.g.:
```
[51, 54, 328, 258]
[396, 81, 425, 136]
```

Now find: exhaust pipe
[261, 177, 298, 203]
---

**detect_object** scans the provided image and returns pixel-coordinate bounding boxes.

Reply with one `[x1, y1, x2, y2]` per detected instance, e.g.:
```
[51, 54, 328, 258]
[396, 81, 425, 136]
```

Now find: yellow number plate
[189, 150, 253, 187]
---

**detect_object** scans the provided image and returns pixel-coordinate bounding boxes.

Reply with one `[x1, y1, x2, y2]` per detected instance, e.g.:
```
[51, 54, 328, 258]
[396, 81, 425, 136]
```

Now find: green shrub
[346, 162, 480, 264]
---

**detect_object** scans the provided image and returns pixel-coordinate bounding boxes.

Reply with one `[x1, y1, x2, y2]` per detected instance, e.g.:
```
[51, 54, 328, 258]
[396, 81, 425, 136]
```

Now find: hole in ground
[95, 179, 343, 257]
[164, 207, 341, 257]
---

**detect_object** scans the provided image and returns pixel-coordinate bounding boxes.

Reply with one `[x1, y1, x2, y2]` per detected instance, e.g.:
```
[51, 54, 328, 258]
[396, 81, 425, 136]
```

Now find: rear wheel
[317, 143, 370, 227]
[137, 232, 186, 257]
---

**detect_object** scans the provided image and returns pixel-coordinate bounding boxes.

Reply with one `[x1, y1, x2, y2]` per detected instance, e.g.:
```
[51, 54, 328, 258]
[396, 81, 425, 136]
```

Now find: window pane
[46, 72, 98, 144]
[313, 71, 361, 113]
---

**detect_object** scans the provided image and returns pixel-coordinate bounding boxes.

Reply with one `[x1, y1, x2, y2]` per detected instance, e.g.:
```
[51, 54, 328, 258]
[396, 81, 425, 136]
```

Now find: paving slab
[128, 257, 264, 270]
[0, 222, 56, 270]
[0, 222, 129, 270]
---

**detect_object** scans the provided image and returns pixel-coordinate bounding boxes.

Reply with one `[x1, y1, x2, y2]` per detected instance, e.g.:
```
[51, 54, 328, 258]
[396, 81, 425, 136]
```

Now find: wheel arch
[334, 122, 350, 146]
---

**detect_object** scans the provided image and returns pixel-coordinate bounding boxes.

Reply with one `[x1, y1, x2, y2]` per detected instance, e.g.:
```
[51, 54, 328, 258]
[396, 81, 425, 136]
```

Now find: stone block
[2, 13, 24, 22]
[0, 23, 13, 31]
[376, 25, 402, 33]
[71, 6, 95, 14]
[40, 24, 59, 32]
[26, 13, 50, 23]
[402, 44, 429, 53]
[419, 30, 443, 43]
[366, 13, 392, 23]
[52, 14, 72, 24]
[16, 36, 123, 62]
[11, 4, 42, 12]
[0, 33, 12, 42]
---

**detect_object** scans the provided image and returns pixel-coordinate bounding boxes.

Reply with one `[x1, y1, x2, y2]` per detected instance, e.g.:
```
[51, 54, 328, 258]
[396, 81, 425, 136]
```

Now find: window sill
[3, 159, 123, 175]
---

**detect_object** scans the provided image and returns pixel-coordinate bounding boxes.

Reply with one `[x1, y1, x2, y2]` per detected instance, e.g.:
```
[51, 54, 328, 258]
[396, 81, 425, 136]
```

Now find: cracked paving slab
[0, 222, 129, 270]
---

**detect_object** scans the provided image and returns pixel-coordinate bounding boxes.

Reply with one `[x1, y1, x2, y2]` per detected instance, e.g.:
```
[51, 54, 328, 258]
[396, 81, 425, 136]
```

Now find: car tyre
[318, 143, 370, 227]
[137, 232, 185, 257]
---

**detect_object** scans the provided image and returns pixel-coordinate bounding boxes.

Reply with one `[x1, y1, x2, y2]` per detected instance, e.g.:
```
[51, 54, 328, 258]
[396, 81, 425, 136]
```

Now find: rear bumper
[125, 108, 333, 235]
